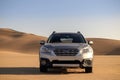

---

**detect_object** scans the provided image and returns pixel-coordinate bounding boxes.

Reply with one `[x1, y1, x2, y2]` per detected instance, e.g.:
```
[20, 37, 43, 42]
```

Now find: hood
[44, 43, 89, 49]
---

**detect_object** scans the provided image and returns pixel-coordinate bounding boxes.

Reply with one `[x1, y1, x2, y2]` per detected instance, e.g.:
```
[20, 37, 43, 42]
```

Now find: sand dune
[87, 38, 120, 55]
[0, 28, 47, 54]
[0, 28, 120, 55]
[0, 28, 120, 80]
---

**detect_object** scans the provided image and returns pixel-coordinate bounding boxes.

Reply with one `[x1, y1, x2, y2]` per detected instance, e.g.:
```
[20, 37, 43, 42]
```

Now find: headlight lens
[80, 46, 93, 58]
[80, 46, 93, 54]
[40, 46, 51, 53]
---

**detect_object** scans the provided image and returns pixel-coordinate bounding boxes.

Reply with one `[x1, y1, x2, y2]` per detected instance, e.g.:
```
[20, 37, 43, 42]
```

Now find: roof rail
[52, 31, 56, 34]
[77, 31, 81, 33]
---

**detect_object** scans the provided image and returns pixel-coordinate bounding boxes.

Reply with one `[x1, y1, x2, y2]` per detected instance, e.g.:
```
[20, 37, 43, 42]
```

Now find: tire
[40, 64, 48, 72]
[85, 67, 92, 73]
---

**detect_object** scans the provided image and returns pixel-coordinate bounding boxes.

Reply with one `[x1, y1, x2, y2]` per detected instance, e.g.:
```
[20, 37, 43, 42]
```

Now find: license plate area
[53, 64, 79, 67]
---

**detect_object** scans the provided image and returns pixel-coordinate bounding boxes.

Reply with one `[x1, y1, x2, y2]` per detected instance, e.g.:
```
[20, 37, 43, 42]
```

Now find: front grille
[54, 48, 79, 56]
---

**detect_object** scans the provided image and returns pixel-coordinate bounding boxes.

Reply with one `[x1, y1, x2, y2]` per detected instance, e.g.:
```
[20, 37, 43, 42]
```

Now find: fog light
[84, 60, 92, 65]
[41, 60, 46, 65]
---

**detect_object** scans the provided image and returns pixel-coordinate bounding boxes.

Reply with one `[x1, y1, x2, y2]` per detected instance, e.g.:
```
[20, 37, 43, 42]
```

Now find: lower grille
[52, 60, 80, 64]
[54, 48, 79, 56]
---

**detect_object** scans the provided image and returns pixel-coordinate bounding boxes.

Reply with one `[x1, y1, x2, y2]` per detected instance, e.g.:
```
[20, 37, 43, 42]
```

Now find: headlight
[80, 46, 93, 58]
[80, 46, 93, 54]
[40, 46, 51, 53]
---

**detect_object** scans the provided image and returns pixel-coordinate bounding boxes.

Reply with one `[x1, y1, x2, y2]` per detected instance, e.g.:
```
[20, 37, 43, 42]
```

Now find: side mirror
[88, 41, 93, 45]
[40, 40, 45, 45]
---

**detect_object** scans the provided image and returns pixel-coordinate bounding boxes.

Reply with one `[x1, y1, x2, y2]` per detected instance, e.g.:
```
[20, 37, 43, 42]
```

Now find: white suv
[39, 31, 93, 73]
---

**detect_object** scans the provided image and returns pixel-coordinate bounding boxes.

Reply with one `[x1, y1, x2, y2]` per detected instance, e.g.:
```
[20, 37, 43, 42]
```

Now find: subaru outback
[39, 31, 93, 73]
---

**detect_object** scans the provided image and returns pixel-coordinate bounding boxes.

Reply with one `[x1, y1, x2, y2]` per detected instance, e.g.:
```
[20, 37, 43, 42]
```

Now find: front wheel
[85, 67, 92, 73]
[40, 65, 48, 72]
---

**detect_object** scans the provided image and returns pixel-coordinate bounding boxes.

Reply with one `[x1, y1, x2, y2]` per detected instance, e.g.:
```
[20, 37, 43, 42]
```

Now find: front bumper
[40, 58, 92, 68]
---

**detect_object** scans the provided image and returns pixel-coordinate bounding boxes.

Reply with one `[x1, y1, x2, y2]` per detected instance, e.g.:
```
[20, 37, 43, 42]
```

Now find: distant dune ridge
[0, 28, 47, 54]
[87, 38, 120, 55]
[0, 28, 120, 55]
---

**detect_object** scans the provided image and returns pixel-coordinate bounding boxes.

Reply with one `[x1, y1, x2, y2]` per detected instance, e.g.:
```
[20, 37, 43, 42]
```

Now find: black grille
[54, 48, 79, 56]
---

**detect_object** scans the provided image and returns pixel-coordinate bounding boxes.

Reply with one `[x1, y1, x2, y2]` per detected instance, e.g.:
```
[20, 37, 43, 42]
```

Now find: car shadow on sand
[0, 67, 85, 75]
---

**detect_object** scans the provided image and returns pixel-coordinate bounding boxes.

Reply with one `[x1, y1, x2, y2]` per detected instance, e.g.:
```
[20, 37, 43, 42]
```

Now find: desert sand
[0, 28, 120, 80]
[0, 51, 120, 80]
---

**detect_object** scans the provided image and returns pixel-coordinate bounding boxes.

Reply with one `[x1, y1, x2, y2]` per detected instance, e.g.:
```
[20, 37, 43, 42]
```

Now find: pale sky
[0, 0, 120, 40]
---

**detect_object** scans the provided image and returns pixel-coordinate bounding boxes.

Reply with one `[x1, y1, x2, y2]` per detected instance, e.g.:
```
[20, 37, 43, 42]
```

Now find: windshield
[48, 33, 86, 43]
